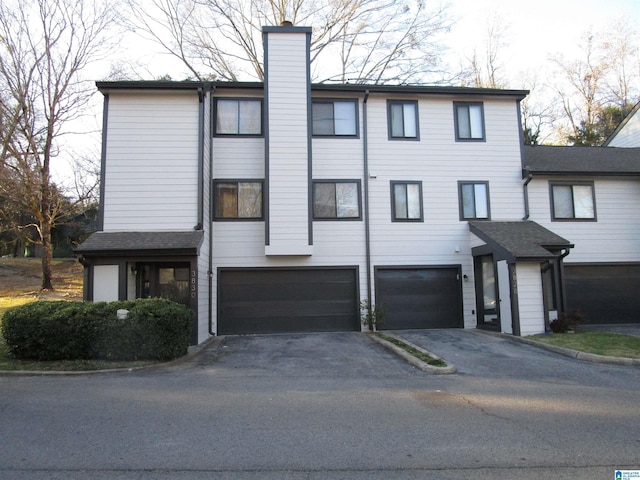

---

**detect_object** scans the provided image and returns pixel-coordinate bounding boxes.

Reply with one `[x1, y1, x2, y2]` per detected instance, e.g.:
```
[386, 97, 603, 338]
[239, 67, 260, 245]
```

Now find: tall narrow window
[459, 181, 490, 220]
[550, 182, 596, 220]
[213, 180, 263, 219]
[312, 100, 357, 136]
[215, 99, 262, 135]
[388, 100, 419, 139]
[454, 102, 485, 141]
[391, 181, 423, 221]
[313, 181, 361, 219]
[481, 255, 497, 312]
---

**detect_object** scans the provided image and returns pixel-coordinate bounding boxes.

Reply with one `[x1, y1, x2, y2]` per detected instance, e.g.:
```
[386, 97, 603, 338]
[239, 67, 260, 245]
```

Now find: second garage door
[218, 268, 359, 335]
[375, 267, 463, 330]
[565, 264, 640, 325]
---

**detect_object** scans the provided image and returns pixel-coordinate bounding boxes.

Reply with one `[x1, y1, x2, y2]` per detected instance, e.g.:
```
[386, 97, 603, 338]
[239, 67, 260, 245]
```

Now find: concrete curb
[367, 332, 456, 374]
[474, 328, 640, 366]
[0, 336, 222, 377]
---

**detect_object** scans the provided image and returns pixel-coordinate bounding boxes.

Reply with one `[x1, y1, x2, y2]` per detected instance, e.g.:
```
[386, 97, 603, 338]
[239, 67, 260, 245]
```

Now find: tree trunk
[41, 219, 54, 290]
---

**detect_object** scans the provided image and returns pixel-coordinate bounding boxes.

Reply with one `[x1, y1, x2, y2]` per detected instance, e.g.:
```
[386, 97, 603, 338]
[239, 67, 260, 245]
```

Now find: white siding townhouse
[76, 25, 640, 345]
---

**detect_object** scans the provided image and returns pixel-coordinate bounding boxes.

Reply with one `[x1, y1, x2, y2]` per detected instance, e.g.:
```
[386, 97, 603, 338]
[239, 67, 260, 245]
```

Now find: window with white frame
[388, 100, 419, 139]
[458, 181, 490, 220]
[312, 100, 357, 136]
[391, 181, 423, 221]
[550, 182, 596, 220]
[313, 180, 361, 219]
[454, 102, 485, 141]
[215, 99, 262, 135]
[213, 180, 263, 219]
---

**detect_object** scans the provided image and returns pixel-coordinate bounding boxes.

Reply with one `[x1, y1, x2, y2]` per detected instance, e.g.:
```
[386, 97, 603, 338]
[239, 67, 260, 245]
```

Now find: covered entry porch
[469, 221, 573, 336]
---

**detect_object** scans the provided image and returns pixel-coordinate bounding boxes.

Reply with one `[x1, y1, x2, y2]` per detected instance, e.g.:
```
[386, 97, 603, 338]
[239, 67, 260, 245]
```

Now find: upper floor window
[213, 180, 263, 220]
[312, 99, 358, 136]
[454, 102, 485, 141]
[458, 181, 490, 220]
[550, 182, 596, 221]
[388, 100, 419, 139]
[391, 181, 423, 221]
[313, 180, 361, 220]
[215, 99, 262, 135]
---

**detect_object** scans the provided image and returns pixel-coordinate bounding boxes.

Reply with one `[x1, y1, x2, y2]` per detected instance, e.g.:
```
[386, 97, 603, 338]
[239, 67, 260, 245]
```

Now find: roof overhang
[74, 231, 204, 258]
[469, 221, 573, 263]
[95, 80, 528, 100]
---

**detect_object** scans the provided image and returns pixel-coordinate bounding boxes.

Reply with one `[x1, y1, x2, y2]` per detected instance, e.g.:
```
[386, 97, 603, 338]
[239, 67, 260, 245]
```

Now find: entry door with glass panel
[475, 255, 499, 329]
[138, 263, 191, 307]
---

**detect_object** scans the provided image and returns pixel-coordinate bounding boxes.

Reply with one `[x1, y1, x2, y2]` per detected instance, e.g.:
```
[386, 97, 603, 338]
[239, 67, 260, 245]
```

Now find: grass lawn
[530, 331, 640, 359]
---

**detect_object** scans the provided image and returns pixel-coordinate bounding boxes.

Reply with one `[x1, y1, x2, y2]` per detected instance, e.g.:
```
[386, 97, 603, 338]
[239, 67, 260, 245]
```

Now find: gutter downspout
[208, 85, 216, 337]
[196, 87, 205, 229]
[558, 248, 571, 314]
[363, 90, 372, 322]
[522, 167, 532, 220]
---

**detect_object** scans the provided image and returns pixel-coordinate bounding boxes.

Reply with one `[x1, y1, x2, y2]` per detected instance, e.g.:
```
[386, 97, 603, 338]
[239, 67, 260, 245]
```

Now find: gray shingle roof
[75, 231, 204, 256]
[469, 221, 573, 261]
[523, 145, 640, 176]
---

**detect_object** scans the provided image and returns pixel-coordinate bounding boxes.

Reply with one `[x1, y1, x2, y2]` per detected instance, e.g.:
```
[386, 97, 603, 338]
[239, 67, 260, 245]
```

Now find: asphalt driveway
[2, 329, 640, 480]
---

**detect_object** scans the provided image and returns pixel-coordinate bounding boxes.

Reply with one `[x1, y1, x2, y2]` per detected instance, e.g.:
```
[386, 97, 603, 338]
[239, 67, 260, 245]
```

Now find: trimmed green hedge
[1, 298, 192, 361]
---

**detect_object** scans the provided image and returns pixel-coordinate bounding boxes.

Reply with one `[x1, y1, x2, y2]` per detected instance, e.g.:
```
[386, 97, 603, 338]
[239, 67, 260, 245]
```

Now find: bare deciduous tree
[550, 19, 640, 145]
[123, 0, 452, 84]
[0, 0, 118, 289]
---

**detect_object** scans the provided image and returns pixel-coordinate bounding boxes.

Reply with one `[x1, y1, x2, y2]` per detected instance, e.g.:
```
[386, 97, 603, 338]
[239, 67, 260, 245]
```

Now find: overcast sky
[446, 0, 640, 88]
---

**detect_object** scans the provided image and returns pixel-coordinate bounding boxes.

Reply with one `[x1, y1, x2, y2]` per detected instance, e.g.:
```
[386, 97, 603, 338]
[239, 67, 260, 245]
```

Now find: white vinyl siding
[264, 31, 311, 255]
[102, 93, 199, 231]
[528, 177, 640, 263]
[515, 263, 546, 336]
[606, 108, 640, 147]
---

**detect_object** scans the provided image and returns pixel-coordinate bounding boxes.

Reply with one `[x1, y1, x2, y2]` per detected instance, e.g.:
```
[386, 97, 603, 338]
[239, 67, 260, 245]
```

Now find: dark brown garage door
[375, 267, 463, 330]
[565, 264, 640, 325]
[218, 268, 359, 335]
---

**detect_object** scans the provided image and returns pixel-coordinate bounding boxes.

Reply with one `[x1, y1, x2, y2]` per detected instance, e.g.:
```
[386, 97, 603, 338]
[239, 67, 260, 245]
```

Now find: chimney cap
[281, 20, 293, 26]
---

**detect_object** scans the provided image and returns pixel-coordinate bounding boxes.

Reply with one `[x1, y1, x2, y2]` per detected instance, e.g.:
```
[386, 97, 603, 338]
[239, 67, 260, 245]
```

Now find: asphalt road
[1, 330, 639, 480]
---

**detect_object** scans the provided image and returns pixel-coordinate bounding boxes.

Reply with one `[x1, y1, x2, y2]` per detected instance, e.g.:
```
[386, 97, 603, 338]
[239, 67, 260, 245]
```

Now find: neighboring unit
[76, 24, 640, 344]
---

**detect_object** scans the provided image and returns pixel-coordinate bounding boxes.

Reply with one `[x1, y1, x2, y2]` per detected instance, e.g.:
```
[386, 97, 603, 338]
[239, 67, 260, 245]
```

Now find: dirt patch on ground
[0, 257, 83, 301]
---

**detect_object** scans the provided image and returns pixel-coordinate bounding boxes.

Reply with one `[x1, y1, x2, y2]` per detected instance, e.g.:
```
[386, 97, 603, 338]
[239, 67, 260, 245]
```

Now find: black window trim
[458, 180, 491, 221]
[387, 99, 420, 141]
[212, 178, 265, 221]
[311, 98, 360, 138]
[549, 180, 597, 222]
[390, 180, 424, 222]
[312, 179, 363, 221]
[213, 97, 264, 137]
[453, 101, 486, 142]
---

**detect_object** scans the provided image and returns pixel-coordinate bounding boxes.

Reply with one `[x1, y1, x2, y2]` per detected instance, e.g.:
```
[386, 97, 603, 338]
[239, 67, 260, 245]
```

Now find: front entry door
[497, 260, 513, 334]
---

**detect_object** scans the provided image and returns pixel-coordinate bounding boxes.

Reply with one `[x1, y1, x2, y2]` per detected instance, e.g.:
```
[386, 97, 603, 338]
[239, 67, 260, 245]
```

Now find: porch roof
[75, 231, 204, 257]
[469, 221, 573, 262]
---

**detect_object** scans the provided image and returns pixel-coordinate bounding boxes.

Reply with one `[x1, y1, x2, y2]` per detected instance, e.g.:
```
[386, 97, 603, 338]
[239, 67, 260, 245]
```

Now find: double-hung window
[550, 182, 596, 221]
[454, 102, 485, 141]
[391, 181, 423, 221]
[215, 99, 262, 135]
[458, 181, 490, 220]
[312, 99, 358, 136]
[388, 100, 419, 139]
[313, 180, 361, 219]
[213, 180, 263, 220]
